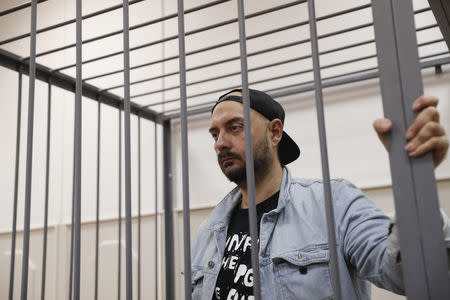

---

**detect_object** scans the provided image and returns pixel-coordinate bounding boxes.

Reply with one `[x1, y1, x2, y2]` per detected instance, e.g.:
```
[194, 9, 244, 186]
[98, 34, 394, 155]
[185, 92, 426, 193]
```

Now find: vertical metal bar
[9, 69, 22, 300]
[137, 116, 142, 300]
[427, 0, 450, 50]
[20, 1, 37, 299]
[176, 0, 193, 299]
[154, 123, 158, 300]
[372, 0, 450, 299]
[68, 107, 75, 300]
[236, 1, 261, 299]
[118, 108, 122, 300]
[122, 1, 133, 299]
[306, 1, 342, 299]
[40, 80, 52, 300]
[94, 96, 101, 300]
[162, 120, 175, 300]
[73, 0, 83, 299]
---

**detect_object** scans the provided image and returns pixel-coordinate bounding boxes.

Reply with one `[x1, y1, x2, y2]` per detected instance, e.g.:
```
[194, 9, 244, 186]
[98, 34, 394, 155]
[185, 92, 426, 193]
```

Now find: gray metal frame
[236, 0, 261, 298]
[163, 120, 175, 300]
[1, 0, 449, 299]
[122, 1, 134, 299]
[372, 0, 450, 298]
[307, 1, 341, 298]
[20, 1, 37, 299]
[427, 0, 450, 49]
[176, 0, 193, 299]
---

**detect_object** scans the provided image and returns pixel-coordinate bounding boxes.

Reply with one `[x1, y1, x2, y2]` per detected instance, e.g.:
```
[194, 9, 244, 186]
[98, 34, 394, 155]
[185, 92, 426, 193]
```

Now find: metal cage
[1, 0, 450, 299]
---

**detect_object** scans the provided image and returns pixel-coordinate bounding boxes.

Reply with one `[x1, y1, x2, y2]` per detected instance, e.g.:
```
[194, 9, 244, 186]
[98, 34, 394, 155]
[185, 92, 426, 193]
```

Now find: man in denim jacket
[191, 88, 449, 299]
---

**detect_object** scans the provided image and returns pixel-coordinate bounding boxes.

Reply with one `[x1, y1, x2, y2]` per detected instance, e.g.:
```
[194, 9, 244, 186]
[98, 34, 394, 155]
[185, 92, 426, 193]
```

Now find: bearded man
[191, 88, 450, 300]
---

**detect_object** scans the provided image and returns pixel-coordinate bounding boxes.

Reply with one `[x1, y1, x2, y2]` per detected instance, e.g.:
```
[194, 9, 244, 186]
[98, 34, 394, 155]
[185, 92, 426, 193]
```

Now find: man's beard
[217, 137, 272, 186]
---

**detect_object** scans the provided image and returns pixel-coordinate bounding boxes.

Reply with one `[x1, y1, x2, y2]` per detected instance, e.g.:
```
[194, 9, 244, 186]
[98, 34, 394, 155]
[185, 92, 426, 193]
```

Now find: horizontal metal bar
[21, 0, 228, 61]
[54, 0, 305, 71]
[95, 19, 375, 87]
[414, 6, 432, 14]
[420, 50, 450, 60]
[134, 33, 439, 101]
[164, 55, 450, 119]
[316, 3, 371, 21]
[0, 0, 143, 46]
[112, 39, 376, 93]
[321, 54, 376, 70]
[142, 51, 377, 107]
[416, 23, 439, 32]
[319, 22, 373, 39]
[151, 67, 316, 104]
[84, 5, 369, 83]
[0, 48, 159, 122]
[0, 0, 46, 17]
[163, 66, 379, 115]
[418, 38, 445, 47]
[91, 38, 307, 83]
[164, 68, 380, 118]
[128, 25, 373, 95]
[161, 65, 377, 115]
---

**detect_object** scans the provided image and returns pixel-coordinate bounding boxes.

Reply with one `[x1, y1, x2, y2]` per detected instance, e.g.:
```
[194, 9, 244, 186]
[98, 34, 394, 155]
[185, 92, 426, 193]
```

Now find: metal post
[154, 123, 159, 300]
[236, 0, 261, 298]
[122, 1, 133, 299]
[118, 108, 122, 300]
[40, 80, 52, 300]
[307, 1, 342, 299]
[20, 1, 37, 299]
[94, 96, 101, 300]
[163, 120, 175, 300]
[73, 0, 83, 299]
[372, 0, 450, 299]
[138, 116, 142, 300]
[9, 69, 22, 300]
[176, 0, 193, 298]
[68, 97, 76, 300]
[427, 0, 450, 50]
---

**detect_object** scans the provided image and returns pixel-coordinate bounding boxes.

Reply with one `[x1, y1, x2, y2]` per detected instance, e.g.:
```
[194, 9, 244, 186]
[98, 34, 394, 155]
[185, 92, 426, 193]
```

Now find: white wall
[0, 0, 449, 299]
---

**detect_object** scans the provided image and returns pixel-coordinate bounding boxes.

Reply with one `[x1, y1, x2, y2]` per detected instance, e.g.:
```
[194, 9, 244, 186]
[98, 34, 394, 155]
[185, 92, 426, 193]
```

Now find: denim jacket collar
[207, 167, 292, 231]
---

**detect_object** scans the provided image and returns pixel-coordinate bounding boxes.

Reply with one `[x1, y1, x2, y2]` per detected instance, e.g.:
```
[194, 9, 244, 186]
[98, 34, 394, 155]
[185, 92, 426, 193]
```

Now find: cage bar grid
[1, 0, 449, 299]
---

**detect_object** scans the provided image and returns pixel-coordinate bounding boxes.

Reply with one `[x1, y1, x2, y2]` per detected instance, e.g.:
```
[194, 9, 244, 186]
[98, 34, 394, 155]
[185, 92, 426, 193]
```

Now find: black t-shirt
[212, 191, 279, 300]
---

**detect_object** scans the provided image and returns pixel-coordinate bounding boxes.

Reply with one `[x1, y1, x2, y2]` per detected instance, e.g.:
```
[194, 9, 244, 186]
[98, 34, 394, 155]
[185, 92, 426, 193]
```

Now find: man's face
[209, 98, 274, 185]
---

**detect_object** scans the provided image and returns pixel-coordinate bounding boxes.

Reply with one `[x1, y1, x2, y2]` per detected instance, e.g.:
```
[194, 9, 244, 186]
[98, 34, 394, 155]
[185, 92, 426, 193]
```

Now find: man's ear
[268, 119, 283, 146]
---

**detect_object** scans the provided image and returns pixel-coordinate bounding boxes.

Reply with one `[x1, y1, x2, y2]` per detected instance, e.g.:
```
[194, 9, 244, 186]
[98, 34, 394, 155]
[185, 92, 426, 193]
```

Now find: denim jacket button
[208, 261, 215, 268]
[298, 252, 302, 260]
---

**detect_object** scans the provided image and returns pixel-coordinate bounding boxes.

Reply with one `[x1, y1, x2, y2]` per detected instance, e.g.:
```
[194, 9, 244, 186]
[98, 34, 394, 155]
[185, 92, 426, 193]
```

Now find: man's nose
[215, 132, 231, 152]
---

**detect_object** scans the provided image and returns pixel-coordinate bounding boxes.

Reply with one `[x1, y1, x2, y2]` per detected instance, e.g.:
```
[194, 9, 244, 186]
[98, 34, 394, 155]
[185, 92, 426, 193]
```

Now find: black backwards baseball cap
[211, 88, 300, 165]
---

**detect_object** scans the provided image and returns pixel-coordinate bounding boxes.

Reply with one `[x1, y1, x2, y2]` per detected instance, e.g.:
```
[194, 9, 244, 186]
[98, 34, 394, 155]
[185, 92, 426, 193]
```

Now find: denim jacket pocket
[272, 244, 333, 300]
[192, 268, 205, 299]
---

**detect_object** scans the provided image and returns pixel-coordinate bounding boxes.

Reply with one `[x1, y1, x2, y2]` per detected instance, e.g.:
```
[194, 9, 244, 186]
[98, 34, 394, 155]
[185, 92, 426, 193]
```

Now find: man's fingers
[373, 118, 392, 150]
[405, 121, 445, 152]
[408, 135, 449, 166]
[412, 95, 439, 111]
[373, 118, 392, 134]
[405, 106, 440, 140]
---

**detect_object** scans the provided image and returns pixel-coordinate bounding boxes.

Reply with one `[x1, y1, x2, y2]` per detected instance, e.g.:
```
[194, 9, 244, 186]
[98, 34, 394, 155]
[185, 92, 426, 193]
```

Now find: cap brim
[278, 131, 300, 165]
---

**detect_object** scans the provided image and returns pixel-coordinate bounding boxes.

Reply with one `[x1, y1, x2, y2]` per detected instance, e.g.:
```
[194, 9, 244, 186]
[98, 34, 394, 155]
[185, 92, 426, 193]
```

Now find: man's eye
[211, 133, 218, 141]
[231, 125, 241, 132]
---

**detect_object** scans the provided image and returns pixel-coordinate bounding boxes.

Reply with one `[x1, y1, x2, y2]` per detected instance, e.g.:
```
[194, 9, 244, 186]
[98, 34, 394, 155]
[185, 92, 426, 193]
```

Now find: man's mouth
[218, 152, 241, 167]
[221, 157, 234, 164]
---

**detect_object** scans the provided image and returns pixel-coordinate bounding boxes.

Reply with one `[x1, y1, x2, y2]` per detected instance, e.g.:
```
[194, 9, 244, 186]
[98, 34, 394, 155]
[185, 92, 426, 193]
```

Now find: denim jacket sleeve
[332, 179, 405, 295]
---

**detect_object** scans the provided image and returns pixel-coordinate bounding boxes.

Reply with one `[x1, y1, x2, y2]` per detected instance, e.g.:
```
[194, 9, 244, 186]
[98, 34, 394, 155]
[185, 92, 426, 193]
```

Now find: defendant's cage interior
[1, 0, 450, 299]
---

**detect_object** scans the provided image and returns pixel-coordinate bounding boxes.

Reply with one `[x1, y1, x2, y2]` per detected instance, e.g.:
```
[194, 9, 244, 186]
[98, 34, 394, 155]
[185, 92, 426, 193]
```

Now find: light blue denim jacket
[191, 168, 406, 299]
